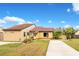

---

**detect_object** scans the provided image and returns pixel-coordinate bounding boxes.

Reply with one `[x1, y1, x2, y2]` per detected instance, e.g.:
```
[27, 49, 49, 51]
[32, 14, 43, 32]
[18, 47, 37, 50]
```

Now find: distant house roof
[30, 27, 54, 32]
[3, 24, 33, 31]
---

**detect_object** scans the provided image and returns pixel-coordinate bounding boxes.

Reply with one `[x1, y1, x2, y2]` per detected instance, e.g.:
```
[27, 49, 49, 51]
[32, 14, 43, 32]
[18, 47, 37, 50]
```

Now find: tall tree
[64, 27, 75, 39]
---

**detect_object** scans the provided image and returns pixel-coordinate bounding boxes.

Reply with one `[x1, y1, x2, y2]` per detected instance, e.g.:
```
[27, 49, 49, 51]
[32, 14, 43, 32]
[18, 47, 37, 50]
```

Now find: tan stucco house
[0, 24, 54, 41]
[74, 31, 79, 38]
[2, 24, 35, 41]
[0, 29, 4, 41]
[30, 27, 54, 40]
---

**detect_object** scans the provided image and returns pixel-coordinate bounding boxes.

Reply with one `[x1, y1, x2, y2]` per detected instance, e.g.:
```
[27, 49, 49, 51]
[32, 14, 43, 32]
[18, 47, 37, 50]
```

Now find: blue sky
[0, 3, 79, 29]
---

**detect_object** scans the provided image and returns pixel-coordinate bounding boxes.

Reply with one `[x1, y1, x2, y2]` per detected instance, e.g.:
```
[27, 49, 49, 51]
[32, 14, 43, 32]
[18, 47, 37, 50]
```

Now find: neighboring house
[74, 31, 79, 38]
[30, 27, 54, 39]
[0, 24, 54, 41]
[3, 24, 35, 41]
[0, 29, 4, 41]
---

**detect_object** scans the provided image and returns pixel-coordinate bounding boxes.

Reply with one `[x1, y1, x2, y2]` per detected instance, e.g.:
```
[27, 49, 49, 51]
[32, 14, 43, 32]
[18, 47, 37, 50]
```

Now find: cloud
[67, 8, 70, 12]
[75, 25, 79, 29]
[3, 16, 26, 24]
[36, 20, 39, 22]
[48, 20, 52, 23]
[64, 25, 72, 28]
[33, 19, 40, 24]
[72, 3, 79, 13]
[0, 19, 6, 27]
[0, 19, 6, 24]
[27, 21, 32, 24]
[61, 21, 65, 24]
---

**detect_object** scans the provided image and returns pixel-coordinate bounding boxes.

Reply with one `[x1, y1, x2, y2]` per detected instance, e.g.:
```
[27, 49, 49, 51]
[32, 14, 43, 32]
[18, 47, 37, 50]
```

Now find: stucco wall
[3, 31, 21, 41]
[20, 25, 35, 41]
[75, 31, 79, 35]
[34, 32, 53, 39]
[3, 25, 35, 41]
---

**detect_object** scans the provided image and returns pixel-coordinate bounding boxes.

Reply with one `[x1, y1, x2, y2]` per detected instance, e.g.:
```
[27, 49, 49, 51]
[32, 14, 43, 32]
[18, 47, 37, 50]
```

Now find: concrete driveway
[0, 41, 21, 45]
[46, 40, 79, 56]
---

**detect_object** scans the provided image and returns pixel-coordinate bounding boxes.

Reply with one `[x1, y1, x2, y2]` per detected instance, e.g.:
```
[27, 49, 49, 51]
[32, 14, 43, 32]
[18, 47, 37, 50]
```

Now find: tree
[23, 32, 34, 43]
[64, 27, 75, 39]
[53, 30, 62, 39]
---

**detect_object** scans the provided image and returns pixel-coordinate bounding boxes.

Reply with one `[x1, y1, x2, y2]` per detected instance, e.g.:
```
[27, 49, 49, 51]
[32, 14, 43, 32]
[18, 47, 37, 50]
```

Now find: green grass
[64, 39, 79, 51]
[0, 40, 49, 56]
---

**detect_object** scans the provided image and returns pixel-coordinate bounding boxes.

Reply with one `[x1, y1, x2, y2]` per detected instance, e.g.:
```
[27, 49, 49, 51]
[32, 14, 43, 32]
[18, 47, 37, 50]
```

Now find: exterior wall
[0, 32, 4, 41]
[0, 29, 4, 41]
[20, 25, 35, 41]
[3, 25, 35, 41]
[74, 31, 79, 38]
[3, 31, 21, 41]
[75, 31, 79, 35]
[34, 32, 53, 39]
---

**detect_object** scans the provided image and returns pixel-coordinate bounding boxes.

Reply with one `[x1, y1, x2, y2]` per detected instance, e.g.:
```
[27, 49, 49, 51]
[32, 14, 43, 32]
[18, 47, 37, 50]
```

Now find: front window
[24, 32, 26, 37]
[27, 32, 30, 35]
[43, 32, 48, 37]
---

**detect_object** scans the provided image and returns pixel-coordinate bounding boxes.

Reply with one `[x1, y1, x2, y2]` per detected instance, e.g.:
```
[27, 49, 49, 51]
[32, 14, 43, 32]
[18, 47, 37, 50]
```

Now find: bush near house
[23, 39, 32, 43]
[53, 30, 62, 39]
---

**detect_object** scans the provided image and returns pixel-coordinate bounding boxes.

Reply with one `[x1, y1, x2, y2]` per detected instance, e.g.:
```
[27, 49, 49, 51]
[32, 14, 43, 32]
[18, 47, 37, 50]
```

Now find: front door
[43, 32, 49, 37]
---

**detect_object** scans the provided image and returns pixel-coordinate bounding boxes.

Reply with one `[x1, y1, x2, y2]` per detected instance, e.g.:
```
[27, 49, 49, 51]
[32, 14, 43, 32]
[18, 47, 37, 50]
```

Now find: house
[0, 24, 54, 41]
[30, 27, 54, 40]
[3, 24, 35, 41]
[74, 31, 79, 38]
[0, 29, 4, 41]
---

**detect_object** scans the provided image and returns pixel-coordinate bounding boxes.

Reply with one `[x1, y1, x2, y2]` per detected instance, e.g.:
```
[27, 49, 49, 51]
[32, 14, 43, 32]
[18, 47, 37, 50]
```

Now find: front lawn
[64, 39, 79, 51]
[0, 40, 49, 56]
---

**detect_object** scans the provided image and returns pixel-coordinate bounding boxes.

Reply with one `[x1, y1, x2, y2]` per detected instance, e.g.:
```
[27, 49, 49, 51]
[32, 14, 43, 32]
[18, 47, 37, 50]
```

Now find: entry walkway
[0, 41, 20, 45]
[46, 40, 79, 56]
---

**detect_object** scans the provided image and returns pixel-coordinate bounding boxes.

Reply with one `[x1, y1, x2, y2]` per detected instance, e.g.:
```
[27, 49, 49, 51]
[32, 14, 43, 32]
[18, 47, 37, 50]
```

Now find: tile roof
[30, 27, 54, 32]
[3, 24, 33, 31]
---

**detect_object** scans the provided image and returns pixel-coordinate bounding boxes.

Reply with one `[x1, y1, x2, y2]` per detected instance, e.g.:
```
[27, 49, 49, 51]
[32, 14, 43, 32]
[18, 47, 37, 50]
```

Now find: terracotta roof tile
[30, 27, 54, 32]
[3, 24, 33, 31]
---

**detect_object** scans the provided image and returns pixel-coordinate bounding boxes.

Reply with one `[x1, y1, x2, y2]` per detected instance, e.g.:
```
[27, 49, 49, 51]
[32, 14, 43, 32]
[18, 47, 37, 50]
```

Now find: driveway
[0, 41, 21, 45]
[46, 40, 79, 56]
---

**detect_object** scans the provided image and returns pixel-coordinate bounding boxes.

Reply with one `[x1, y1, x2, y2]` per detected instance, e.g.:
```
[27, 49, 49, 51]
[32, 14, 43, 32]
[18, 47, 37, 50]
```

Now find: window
[24, 32, 26, 37]
[27, 32, 30, 35]
[43, 32, 48, 37]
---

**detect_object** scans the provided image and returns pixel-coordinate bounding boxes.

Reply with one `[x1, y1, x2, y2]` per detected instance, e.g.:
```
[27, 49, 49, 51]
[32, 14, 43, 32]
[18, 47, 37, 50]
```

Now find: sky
[0, 3, 79, 29]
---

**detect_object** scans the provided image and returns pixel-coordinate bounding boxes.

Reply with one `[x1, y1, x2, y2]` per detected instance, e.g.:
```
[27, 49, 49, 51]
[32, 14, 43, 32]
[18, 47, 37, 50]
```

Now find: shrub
[53, 30, 62, 39]
[23, 39, 32, 43]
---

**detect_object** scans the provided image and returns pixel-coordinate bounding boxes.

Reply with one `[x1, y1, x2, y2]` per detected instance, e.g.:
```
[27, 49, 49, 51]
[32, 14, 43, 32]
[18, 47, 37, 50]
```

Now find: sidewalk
[0, 41, 20, 45]
[46, 40, 79, 56]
